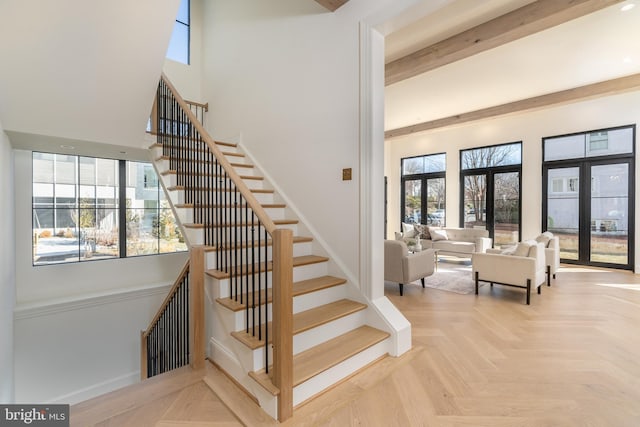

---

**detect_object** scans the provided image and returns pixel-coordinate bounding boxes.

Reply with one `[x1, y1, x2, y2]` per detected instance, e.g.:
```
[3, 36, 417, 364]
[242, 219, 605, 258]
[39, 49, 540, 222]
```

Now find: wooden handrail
[159, 73, 277, 234]
[142, 260, 190, 339]
[185, 99, 209, 112]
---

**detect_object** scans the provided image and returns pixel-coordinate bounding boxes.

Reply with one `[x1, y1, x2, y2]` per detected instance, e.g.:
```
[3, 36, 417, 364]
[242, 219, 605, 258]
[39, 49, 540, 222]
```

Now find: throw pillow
[402, 222, 417, 238]
[431, 229, 448, 241]
[500, 246, 517, 255]
[513, 241, 532, 257]
[535, 234, 551, 246]
[413, 223, 431, 240]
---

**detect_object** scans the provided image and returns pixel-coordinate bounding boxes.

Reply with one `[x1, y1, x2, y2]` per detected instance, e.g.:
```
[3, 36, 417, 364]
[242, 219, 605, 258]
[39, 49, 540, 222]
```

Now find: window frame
[400, 153, 447, 228]
[32, 152, 186, 266]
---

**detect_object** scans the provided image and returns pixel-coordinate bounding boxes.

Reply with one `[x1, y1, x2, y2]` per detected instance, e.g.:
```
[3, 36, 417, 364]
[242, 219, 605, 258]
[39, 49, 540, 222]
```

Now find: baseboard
[49, 371, 140, 405]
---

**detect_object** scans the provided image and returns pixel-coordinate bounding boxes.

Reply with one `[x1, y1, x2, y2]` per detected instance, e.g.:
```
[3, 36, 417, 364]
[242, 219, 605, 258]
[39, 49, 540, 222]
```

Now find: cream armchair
[384, 240, 436, 296]
[534, 232, 560, 285]
[472, 241, 546, 305]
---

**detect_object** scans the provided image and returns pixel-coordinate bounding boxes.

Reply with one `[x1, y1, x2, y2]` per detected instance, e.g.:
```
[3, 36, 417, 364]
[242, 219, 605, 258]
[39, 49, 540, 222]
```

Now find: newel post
[272, 229, 294, 421]
[190, 246, 206, 370]
[140, 330, 148, 380]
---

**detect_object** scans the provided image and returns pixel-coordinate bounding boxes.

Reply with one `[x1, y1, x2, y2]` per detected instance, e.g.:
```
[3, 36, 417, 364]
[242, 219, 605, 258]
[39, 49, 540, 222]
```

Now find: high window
[460, 142, 522, 248]
[543, 125, 635, 270]
[166, 0, 190, 64]
[401, 153, 446, 227]
[32, 153, 187, 265]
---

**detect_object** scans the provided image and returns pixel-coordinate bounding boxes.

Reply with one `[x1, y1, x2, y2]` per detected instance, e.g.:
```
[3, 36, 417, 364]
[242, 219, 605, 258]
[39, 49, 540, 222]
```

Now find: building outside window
[32, 153, 186, 265]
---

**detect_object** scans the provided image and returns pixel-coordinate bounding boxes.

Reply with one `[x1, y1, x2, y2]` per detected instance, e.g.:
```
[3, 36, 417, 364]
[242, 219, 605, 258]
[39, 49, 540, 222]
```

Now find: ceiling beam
[314, 0, 350, 12]
[385, 73, 640, 140]
[385, 0, 624, 86]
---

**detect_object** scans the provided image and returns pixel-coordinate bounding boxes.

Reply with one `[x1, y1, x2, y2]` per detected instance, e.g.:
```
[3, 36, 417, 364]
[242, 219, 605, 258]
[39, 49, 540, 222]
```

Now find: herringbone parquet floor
[72, 265, 640, 426]
[285, 265, 640, 426]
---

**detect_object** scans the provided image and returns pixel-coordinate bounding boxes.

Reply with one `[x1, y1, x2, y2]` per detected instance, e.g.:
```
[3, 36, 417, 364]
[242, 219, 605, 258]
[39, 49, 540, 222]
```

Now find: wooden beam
[385, 0, 624, 86]
[385, 73, 640, 139]
[314, 0, 349, 12]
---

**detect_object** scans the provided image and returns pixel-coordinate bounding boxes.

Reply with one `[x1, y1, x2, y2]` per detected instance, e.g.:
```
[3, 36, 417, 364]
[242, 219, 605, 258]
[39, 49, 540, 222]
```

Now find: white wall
[13, 284, 170, 404]
[0, 123, 16, 403]
[12, 148, 189, 403]
[199, 0, 402, 283]
[385, 91, 640, 271]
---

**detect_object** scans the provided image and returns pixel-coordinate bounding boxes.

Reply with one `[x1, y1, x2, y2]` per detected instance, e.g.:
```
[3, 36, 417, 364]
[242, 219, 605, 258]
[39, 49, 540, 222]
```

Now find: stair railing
[140, 260, 190, 379]
[153, 73, 294, 420]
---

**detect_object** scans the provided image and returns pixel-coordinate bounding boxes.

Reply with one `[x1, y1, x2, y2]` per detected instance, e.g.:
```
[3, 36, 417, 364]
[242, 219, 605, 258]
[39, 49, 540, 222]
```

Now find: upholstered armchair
[534, 232, 560, 285]
[384, 240, 436, 296]
[472, 241, 546, 305]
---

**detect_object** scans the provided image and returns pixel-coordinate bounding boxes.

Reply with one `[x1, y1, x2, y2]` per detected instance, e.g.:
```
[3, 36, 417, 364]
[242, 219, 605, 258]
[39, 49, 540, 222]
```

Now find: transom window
[32, 153, 187, 266]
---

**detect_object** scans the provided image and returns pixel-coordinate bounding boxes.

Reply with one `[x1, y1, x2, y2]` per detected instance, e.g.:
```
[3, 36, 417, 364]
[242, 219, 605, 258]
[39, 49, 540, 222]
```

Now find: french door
[543, 159, 633, 269]
[462, 168, 521, 248]
[402, 176, 445, 226]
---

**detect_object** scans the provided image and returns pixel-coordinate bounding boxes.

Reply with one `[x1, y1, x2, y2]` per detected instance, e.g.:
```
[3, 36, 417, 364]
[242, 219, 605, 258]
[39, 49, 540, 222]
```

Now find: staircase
[146, 74, 393, 421]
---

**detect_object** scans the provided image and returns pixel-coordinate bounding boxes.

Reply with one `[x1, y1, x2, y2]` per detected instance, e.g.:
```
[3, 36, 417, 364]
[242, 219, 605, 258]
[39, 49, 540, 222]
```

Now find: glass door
[493, 171, 520, 248]
[463, 175, 486, 229]
[590, 162, 629, 265]
[403, 179, 421, 224]
[546, 167, 580, 260]
[544, 161, 632, 268]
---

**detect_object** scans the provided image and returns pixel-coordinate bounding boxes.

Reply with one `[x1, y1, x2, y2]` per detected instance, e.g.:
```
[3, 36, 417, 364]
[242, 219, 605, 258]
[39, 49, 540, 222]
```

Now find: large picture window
[32, 153, 186, 265]
[401, 153, 446, 227]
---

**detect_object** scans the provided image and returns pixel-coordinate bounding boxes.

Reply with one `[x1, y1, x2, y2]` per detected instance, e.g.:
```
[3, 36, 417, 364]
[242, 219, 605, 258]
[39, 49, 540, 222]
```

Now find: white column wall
[0, 123, 16, 403]
[385, 91, 640, 272]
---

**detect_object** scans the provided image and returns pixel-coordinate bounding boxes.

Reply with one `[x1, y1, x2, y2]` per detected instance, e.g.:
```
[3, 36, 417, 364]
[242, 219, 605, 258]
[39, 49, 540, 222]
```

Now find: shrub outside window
[32, 153, 186, 265]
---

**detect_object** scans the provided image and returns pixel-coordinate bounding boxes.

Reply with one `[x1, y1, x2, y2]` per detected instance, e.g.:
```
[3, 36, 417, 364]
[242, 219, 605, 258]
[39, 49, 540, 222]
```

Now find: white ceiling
[384, 0, 640, 132]
[0, 0, 180, 154]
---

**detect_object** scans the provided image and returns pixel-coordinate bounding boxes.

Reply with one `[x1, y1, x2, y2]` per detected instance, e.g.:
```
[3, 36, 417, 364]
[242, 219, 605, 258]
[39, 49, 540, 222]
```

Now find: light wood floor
[73, 265, 640, 426]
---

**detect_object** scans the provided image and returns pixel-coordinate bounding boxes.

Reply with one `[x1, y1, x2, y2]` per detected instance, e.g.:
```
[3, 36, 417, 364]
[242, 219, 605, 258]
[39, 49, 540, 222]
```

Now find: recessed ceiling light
[621, 3, 635, 11]
[60, 144, 75, 149]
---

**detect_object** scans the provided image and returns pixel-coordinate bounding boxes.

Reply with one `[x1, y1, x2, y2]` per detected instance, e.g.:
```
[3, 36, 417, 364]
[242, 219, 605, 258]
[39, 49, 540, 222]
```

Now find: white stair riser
[292, 284, 348, 313]
[204, 241, 312, 270]
[160, 173, 265, 190]
[232, 310, 367, 372]
[205, 241, 311, 267]
[172, 206, 287, 226]
[183, 224, 299, 247]
[167, 189, 273, 204]
[292, 338, 391, 407]
[210, 262, 330, 299]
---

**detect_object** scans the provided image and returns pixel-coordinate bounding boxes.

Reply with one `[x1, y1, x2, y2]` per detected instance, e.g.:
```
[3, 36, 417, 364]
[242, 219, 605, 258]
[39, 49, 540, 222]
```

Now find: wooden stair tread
[250, 326, 390, 394]
[183, 219, 297, 228]
[231, 299, 366, 350]
[155, 156, 252, 168]
[161, 169, 259, 179]
[175, 202, 284, 209]
[150, 135, 237, 147]
[216, 275, 347, 312]
[202, 236, 313, 252]
[167, 185, 273, 193]
[206, 255, 329, 280]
